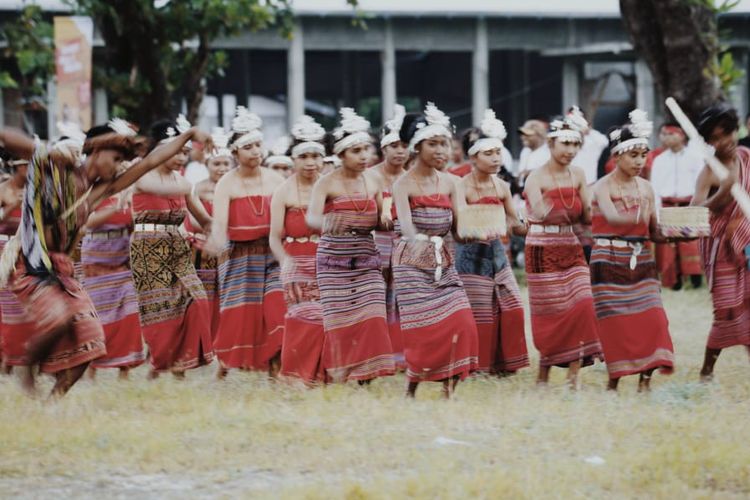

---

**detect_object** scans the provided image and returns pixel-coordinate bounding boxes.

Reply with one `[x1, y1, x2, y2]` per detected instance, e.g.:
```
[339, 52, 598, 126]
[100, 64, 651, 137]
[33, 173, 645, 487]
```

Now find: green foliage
[0, 5, 55, 101]
[708, 51, 746, 92]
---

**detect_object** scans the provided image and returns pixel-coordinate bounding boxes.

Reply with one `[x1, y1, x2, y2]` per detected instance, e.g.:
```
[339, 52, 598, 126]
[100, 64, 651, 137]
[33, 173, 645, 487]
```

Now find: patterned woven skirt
[590, 241, 674, 378]
[81, 234, 144, 369]
[0, 239, 35, 366]
[279, 253, 325, 383]
[456, 239, 528, 373]
[392, 239, 478, 383]
[374, 229, 404, 370]
[525, 232, 602, 367]
[214, 239, 285, 370]
[10, 252, 106, 373]
[702, 239, 750, 349]
[130, 231, 213, 371]
[193, 248, 220, 340]
[317, 234, 395, 382]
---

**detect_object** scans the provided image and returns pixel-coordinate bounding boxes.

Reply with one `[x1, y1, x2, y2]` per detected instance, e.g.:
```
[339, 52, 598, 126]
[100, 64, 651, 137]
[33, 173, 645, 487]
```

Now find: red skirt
[214, 240, 285, 370]
[9, 253, 106, 373]
[526, 234, 602, 368]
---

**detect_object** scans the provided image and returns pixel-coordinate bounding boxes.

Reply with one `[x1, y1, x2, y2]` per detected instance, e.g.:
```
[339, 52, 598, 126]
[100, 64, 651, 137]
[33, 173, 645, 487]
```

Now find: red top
[131, 193, 187, 225]
[132, 193, 186, 212]
[468, 196, 502, 206]
[284, 207, 319, 256]
[324, 196, 377, 214]
[184, 198, 213, 234]
[448, 162, 473, 178]
[408, 194, 453, 210]
[228, 195, 271, 241]
[592, 197, 649, 238]
[0, 206, 22, 235]
[94, 197, 132, 228]
[526, 187, 583, 225]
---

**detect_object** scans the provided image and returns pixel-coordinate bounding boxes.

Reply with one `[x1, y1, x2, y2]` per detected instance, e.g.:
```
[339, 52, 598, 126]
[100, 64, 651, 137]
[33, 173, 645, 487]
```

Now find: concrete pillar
[472, 17, 489, 124]
[635, 58, 660, 141]
[729, 48, 749, 120]
[287, 20, 305, 127]
[381, 18, 396, 124]
[94, 88, 108, 125]
[562, 59, 579, 109]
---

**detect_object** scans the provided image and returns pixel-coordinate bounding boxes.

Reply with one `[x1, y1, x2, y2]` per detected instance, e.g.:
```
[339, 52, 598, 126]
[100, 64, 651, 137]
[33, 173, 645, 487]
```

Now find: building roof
[2, 0, 750, 17]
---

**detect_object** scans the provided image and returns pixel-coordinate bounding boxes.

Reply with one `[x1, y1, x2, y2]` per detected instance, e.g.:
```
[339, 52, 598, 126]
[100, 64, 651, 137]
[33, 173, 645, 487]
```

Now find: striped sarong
[392, 195, 478, 382]
[456, 238, 528, 373]
[317, 196, 395, 382]
[81, 231, 145, 369]
[214, 238, 285, 370]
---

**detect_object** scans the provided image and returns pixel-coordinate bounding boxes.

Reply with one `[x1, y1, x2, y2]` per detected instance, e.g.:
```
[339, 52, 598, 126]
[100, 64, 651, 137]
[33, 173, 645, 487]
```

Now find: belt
[529, 224, 574, 234]
[411, 233, 444, 282]
[86, 228, 130, 240]
[285, 235, 320, 244]
[133, 223, 180, 233]
[0, 234, 10, 242]
[594, 238, 644, 270]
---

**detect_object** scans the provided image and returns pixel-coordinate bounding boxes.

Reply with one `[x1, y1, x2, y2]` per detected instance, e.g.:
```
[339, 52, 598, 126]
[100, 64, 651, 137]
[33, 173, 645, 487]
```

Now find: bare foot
[87, 367, 97, 380]
[216, 366, 228, 380]
[19, 365, 36, 396]
[172, 370, 185, 380]
[147, 369, 160, 380]
[118, 368, 129, 381]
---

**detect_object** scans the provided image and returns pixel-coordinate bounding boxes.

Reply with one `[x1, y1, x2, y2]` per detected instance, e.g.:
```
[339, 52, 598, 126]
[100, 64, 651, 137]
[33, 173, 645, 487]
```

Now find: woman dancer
[270, 115, 326, 384]
[131, 116, 214, 378]
[306, 107, 395, 384]
[392, 102, 479, 398]
[208, 107, 286, 378]
[590, 110, 674, 391]
[455, 110, 528, 375]
[523, 109, 602, 387]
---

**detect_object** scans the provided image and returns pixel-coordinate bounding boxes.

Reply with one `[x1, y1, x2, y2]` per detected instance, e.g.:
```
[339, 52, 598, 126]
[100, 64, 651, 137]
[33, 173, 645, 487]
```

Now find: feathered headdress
[467, 108, 507, 156]
[290, 115, 326, 158]
[332, 108, 371, 154]
[548, 105, 588, 143]
[408, 102, 454, 152]
[381, 104, 406, 148]
[231, 106, 263, 149]
[609, 109, 653, 155]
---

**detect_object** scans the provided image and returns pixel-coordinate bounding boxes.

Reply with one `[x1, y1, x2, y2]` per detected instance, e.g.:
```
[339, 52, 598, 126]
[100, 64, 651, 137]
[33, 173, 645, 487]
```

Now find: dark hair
[461, 127, 482, 156]
[82, 123, 140, 159]
[697, 102, 739, 142]
[606, 124, 642, 150]
[398, 113, 427, 145]
[149, 119, 177, 143]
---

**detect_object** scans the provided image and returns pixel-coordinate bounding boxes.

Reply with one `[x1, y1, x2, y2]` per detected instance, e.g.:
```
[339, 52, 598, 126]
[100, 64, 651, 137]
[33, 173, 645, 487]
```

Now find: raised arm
[92, 127, 213, 206]
[0, 128, 35, 160]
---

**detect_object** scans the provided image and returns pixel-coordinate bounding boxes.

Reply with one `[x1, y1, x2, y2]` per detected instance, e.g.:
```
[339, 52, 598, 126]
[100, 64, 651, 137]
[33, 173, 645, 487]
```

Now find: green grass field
[1, 287, 749, 499]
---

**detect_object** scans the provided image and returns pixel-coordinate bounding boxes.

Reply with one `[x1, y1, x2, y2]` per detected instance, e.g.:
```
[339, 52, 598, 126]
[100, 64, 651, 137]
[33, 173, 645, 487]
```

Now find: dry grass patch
[1, 287, 749, 498]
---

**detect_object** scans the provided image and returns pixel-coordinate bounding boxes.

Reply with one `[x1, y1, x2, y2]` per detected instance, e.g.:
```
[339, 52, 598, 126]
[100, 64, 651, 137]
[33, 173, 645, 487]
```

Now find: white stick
[665, 97, 750, 220]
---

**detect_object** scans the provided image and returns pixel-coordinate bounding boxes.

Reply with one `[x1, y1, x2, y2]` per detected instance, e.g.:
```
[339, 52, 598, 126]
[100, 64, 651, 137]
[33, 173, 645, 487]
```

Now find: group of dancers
[0, 98, 747, 399]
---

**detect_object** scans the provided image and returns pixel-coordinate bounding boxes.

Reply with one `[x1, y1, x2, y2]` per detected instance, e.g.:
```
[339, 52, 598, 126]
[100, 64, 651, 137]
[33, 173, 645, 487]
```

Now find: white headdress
[264, 136, 293, 168]
[548, 106, 588, 143]
[53, 121, 86, 156]
[467, 109, 507, 156]
[381, 104, 406, 148]
[333, 107, 371, 155]
[107, 118, 138, 137]
[207, 127, 232, 160]
[290, 115, 326, 158]
[610, 109, 653, 155]
[408, 102, 453, 153]
[231, 106, 263, 149]
[159, 114, 192, 147]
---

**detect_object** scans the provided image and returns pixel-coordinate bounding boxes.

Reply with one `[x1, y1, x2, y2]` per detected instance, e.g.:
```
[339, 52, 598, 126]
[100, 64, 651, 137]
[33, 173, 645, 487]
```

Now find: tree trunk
[184, 33, 211, 125]
[620, 0, 723, 120]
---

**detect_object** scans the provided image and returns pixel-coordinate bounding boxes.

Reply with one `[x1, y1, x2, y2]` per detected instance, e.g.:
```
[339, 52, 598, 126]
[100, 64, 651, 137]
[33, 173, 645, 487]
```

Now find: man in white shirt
[650, 123, 705, 290]
[517, 119, 550, 180]
[574, 127, 609, 185]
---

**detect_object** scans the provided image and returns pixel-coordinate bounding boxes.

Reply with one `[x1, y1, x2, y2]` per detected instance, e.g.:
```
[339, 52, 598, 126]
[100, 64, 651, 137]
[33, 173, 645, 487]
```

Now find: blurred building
[1, 0, 750, 153]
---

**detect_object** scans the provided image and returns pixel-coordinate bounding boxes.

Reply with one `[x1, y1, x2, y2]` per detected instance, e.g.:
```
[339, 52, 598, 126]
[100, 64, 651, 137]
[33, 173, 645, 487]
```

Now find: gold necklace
[241, 171, 265, 216]
[342, 173, 369, 214]
[612, 176, 642, 222]
[295, 173, 318, 208]
[552, 168, 576, 210]
[412, 171, 441, 201]
[471, 172, 500, 201]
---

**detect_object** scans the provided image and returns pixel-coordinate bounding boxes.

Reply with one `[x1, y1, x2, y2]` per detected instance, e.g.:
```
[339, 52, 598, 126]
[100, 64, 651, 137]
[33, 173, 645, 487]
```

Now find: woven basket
[457, 204, 507, 240]
[658, 206, 710, 238]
